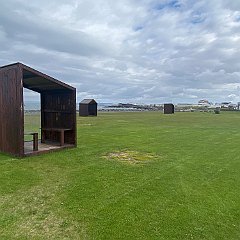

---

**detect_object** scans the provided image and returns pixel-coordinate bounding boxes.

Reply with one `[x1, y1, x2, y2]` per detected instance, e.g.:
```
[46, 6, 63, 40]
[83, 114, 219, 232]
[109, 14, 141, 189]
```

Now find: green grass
[24, 113, 41, 141]
[0, 112, 240, 239]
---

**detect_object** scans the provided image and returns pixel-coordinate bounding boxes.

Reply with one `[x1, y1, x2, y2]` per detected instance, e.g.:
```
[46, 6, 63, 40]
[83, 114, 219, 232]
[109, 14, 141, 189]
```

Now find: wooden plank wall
[41, 90, 76, 145]
[0, 65, 24, 156]
[79, 104, 89, 116]
[79, 103, 97, 116]
[164, 104, 175, 114]
[89, 104, 97, 116]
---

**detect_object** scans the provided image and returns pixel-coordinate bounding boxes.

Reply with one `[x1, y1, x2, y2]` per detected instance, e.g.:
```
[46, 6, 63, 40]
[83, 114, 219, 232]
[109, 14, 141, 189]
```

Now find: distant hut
[214, 107, 220, 114]
[164, 103, 174, 114]
[79, 99, 97, 116]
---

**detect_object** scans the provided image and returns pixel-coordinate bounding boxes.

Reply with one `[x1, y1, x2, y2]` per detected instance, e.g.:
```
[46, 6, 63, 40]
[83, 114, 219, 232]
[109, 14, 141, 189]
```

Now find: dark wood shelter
[164, 103, 174, 114]
[0, 62, 76, 157]
[79, 99, 97, 116]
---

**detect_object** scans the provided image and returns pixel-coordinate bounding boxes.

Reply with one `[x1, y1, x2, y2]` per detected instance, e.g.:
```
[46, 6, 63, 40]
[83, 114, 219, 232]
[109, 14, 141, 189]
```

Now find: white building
[198, 99, 210, 106]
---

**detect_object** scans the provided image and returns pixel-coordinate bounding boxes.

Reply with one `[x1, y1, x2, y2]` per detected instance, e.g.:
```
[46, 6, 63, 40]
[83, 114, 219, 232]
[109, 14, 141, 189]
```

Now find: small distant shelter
[0, 62, 77, 157]
[164, 103, 174, 114]
[79, 99, 97, 116]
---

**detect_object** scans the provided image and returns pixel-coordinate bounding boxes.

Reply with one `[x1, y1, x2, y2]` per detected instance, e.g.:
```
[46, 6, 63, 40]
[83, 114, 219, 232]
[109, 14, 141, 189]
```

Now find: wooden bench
[41, 128, 71, 146]
[24, 132, 38, 151]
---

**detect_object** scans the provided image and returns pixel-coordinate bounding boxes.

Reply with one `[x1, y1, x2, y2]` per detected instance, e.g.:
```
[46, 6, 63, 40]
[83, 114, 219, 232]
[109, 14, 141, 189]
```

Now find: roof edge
[80, 99, 97, 104]
[0, 62, 75, 91]
[0, 62, 21, 69]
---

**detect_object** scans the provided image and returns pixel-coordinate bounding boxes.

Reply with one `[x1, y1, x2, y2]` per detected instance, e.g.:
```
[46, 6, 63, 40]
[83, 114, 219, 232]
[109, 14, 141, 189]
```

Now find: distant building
[163, 104, 174, 114]
[198, 99, 210, 106]
[227, 103, 237, 110]
[221, 102, 231, 108]
[79, 99, 97, 116]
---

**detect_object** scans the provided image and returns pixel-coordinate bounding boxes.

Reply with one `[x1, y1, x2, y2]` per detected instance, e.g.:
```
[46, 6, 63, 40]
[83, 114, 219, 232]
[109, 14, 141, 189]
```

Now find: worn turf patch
[104, 150, 157, 165]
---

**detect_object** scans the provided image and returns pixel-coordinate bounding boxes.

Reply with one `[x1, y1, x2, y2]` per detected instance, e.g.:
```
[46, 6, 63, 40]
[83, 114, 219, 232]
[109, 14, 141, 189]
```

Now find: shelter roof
[80, 99, 97, 104]
[0, 62, 75, 93]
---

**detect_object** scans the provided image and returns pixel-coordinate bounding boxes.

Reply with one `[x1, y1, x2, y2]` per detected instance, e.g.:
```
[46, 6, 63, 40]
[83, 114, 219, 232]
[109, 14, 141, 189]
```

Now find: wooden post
[60, 130, 64, 146]
[33, 133, 38, 151]
[41, 130, 45, 143]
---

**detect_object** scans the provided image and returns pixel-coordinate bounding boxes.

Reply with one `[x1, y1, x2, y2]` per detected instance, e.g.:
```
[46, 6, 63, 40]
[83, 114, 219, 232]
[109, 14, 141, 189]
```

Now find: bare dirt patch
[104, 150, 157, 165]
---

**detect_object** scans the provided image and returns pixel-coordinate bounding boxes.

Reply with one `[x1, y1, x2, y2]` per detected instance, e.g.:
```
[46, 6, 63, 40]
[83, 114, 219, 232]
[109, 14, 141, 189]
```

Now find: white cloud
[1, 0, 240, 104]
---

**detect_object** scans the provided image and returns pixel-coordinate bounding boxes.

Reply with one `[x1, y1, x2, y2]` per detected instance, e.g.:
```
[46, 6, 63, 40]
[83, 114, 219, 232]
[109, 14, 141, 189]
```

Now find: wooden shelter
[0, 62, 76, 157]
[79, 99, 97, 116]
[163, 103, 174, 114]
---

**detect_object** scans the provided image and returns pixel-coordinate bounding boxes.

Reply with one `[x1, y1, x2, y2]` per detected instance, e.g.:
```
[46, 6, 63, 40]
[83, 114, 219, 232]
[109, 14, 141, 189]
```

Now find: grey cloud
[0, 0, 240, 104]
[0, 1, 108, 57]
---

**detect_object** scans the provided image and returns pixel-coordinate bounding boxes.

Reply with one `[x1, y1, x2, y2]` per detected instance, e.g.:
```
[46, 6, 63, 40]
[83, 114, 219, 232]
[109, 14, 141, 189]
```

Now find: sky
[0, 0, 240, 104]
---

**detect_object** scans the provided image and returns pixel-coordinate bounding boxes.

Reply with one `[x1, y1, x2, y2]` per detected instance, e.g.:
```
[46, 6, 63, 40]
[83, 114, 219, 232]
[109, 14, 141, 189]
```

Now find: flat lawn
[0, 112, 240, 239]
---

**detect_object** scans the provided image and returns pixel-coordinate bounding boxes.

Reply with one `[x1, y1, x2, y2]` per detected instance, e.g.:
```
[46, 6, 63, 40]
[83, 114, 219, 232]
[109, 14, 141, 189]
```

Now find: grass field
[0, 112, 240, 239]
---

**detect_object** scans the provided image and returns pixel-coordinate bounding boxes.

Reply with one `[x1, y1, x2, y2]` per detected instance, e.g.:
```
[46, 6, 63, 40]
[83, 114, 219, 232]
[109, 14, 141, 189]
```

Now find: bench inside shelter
[24, 132, 39, 151]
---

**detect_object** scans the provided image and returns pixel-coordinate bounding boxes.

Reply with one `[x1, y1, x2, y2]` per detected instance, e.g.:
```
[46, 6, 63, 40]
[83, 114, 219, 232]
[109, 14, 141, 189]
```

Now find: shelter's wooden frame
[0, 62, 76, 157]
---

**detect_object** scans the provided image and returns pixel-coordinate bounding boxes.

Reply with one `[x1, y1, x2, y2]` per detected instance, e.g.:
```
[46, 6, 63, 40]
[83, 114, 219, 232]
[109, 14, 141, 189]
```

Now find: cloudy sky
[1, 0, 240, 104]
